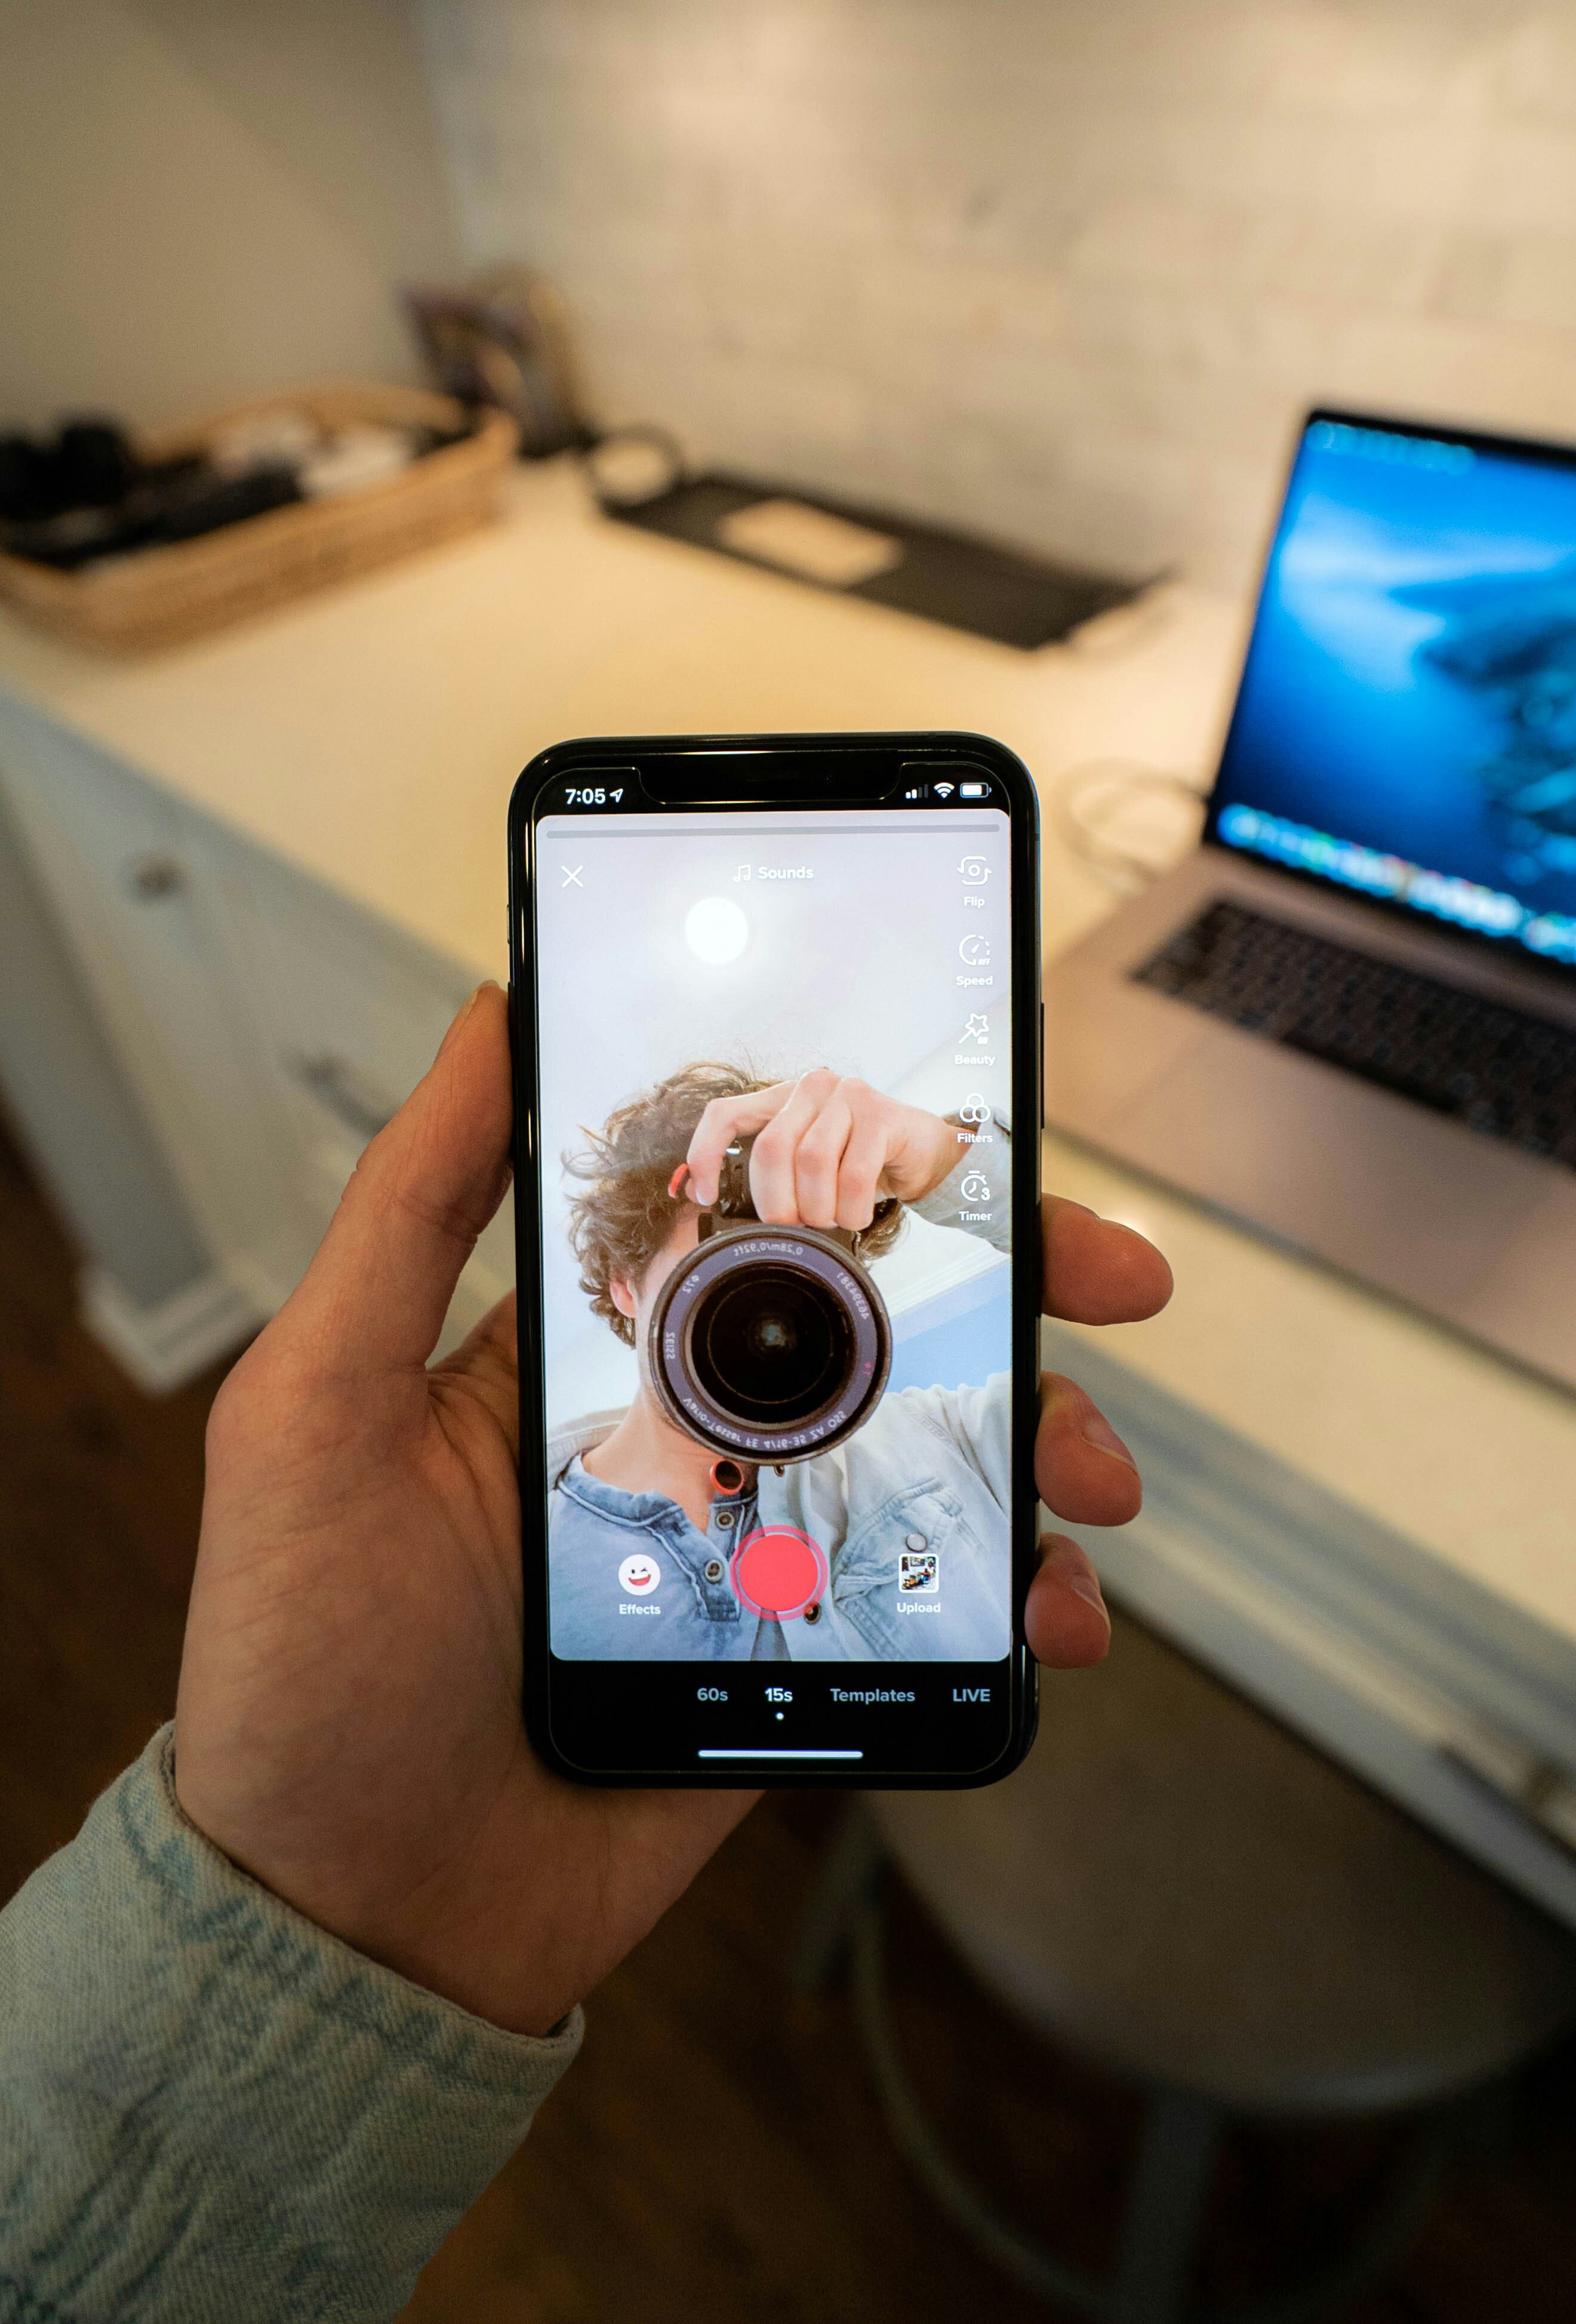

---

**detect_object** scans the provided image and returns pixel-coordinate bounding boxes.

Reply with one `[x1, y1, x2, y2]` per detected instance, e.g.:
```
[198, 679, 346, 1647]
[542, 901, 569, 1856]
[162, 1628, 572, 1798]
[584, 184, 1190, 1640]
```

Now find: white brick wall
[417, 0, 1576, 588]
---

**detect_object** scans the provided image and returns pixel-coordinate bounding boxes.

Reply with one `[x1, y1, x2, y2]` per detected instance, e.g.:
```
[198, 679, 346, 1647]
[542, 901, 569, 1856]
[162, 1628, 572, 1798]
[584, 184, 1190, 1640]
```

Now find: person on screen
[549, 1062, 1021, 1662]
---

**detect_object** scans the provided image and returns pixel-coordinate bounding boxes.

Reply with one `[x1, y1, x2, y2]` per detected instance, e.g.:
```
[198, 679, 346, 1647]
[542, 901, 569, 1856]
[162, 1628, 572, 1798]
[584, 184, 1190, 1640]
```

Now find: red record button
[730, 1525, 829, 1621]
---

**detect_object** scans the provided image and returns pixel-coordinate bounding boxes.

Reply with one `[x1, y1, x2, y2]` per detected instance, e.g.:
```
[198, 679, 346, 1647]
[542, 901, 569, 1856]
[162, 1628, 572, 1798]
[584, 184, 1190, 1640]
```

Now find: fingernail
[1067, 1566, 1109, 1618]
[1080, 1407, 1137, 1468]
[439, 982, 496, 1057]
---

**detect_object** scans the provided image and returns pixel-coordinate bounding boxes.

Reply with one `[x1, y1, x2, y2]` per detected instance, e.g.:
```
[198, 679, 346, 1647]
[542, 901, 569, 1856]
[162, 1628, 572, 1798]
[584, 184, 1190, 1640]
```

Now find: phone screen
[511, 737, 1040, 1783]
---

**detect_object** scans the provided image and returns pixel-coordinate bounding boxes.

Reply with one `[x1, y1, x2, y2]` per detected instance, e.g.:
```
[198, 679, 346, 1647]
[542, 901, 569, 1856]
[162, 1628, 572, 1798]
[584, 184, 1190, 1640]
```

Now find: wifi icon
[933, 782, 955, 799]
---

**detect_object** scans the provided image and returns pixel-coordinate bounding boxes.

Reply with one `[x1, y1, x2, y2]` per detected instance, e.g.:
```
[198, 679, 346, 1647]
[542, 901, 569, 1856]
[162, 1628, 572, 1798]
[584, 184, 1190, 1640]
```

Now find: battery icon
[959, 780, 989, 798]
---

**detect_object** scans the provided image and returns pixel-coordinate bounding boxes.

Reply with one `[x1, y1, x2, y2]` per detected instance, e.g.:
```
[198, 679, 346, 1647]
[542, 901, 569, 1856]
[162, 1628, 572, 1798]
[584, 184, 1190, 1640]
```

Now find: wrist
[922, 1112, 969, 1197]
[350, 1919, 579, 2040]
[172, 1734, 577, 2039]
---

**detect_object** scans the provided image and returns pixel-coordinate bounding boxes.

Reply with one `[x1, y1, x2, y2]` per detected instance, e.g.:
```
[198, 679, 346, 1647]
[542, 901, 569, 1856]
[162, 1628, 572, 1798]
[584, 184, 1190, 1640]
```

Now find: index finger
[1042, 1194, 1172, 1325]
[685, 1082, 794, 1204]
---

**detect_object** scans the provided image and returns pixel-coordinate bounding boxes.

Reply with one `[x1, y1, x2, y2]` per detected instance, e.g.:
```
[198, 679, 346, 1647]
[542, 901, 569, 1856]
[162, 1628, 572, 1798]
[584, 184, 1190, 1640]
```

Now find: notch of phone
[638, 747, 903, 804]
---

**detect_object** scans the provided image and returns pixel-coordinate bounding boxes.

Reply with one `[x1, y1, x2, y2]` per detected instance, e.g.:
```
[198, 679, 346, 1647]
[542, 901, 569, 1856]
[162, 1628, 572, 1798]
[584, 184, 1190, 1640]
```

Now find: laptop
[1045, 406, 1576, 1391]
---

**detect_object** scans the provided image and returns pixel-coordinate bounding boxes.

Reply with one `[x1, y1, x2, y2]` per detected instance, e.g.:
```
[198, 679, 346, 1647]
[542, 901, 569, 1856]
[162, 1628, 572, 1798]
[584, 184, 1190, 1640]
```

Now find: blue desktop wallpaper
[1211, 418, 1576, 967]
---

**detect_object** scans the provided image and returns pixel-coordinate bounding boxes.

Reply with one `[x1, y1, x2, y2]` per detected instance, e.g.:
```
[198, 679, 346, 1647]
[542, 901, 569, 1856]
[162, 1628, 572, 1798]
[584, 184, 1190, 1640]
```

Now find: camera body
[647, 1138, 894, 1462]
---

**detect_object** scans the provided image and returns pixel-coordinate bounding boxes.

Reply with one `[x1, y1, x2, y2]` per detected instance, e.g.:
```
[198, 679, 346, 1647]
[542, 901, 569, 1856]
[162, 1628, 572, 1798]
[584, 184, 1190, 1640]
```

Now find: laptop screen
[1206, 410, 1576, 974]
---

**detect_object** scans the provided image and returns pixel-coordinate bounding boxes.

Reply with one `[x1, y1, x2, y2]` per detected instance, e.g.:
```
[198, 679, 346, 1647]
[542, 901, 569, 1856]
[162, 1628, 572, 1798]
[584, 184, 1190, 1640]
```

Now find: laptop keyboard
[1132, 899, 1576, 1169]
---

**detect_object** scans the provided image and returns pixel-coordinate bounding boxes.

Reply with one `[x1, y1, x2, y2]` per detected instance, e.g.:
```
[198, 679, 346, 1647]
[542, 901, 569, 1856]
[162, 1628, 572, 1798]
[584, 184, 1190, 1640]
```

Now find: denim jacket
[548, 1372, 1013, 1662]
[0, 1729, 580, 2323]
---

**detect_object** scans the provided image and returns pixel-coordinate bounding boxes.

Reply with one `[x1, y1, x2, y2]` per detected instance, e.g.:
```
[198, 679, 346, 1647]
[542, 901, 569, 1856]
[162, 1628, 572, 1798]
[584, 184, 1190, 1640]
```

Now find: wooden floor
[3, 1111, 1574, 2324]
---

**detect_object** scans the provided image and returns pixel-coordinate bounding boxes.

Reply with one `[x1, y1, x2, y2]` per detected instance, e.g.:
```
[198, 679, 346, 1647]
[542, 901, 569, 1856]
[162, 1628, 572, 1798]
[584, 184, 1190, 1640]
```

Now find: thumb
[270, 982, 513, 1378]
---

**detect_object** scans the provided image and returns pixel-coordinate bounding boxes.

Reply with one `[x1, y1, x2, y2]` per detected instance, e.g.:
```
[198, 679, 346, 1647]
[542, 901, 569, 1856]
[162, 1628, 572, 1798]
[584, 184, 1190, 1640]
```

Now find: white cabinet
[210, 833, 517, 1324]
[0, 697, 510, 1384]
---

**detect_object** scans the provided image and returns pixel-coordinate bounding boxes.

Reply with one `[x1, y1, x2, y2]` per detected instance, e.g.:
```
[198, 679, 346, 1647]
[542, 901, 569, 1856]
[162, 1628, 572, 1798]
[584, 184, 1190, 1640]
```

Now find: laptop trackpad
[1108, 1028, 1548, 1305]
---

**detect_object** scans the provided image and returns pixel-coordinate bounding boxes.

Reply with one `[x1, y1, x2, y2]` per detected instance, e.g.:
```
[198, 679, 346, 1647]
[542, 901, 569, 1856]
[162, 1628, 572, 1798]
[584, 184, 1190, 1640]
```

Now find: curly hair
[563, 1062, 905, 1345]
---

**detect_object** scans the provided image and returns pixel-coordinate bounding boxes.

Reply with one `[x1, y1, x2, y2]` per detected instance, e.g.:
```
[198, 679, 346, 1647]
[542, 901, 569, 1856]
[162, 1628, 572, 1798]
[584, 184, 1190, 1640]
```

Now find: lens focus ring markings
[648, 1224, 890, 1461]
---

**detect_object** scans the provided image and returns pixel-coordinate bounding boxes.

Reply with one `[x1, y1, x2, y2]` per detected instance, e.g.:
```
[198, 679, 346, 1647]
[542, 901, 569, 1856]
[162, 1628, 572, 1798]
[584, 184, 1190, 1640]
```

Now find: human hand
[174, 989, 1169, 2037]
[683, 1068, 962, 1227]
[1030, 1194, 1172, 1667]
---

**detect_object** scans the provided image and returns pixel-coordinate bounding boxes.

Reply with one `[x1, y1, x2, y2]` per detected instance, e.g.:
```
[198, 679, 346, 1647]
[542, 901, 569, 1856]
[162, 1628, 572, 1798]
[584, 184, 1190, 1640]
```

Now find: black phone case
[507, 730, 1042, 1788]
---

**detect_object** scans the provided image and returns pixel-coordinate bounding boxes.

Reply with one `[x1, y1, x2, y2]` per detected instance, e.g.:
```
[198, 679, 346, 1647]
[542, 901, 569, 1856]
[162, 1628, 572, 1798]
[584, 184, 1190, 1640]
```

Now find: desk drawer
[218, 842, 514, 1329]
[0, 710, 318, 1300]
[0, 697, 513, 1361]
[230, 850, 466, 1147]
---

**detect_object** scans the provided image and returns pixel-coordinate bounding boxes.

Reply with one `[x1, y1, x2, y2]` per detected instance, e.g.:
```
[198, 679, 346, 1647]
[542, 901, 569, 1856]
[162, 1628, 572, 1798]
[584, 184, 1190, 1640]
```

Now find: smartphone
[508, 731, 1042, 1786]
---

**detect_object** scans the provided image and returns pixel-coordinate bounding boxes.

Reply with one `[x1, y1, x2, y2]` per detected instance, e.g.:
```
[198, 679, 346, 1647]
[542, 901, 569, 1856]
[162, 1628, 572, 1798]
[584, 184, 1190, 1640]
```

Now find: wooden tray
[0, 382, 518, 653]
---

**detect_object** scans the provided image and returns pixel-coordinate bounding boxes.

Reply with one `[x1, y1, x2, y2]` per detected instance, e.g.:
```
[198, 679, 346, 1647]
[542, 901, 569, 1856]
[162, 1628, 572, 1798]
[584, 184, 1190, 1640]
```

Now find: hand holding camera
[650, 1073, 972, 1464]
[680, 1069, 965, 1228]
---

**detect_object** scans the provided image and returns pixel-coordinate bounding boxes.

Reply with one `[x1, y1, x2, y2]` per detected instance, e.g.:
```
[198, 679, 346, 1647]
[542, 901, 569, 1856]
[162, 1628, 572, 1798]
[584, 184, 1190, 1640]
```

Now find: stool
[794, 1610, 1576, 2323]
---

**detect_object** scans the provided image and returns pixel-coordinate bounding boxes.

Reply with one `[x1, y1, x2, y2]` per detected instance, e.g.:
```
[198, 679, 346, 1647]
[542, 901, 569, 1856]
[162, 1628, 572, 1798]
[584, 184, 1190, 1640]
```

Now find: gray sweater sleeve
[0, 1726, 581, 2324]
[907, 1112, 1012, 1254]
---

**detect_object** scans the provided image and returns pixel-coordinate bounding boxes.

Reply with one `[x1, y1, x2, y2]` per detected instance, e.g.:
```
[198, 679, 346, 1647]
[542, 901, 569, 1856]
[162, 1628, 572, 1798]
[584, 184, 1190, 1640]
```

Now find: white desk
[1, 457, 1572, 1917]
[0, 457, 1241, 983]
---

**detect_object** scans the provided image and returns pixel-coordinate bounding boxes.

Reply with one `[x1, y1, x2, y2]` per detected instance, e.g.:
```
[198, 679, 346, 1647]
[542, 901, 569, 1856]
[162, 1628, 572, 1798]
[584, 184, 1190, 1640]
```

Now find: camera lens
[692, 1266, 851, 1425]
[648, 1223, 891, 1461]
